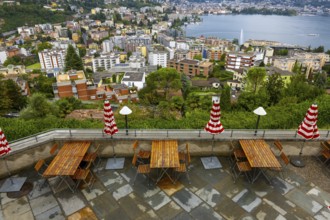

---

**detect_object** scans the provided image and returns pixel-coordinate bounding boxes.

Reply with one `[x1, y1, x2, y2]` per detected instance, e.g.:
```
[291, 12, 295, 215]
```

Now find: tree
[20, 93, 58, 119]
[245, 67, 266, 93]
[264, 73, 284, 106]
[55, 97, 82, 118]
[138, 68, 182, 104]
[64, 45, 83, 71]
[313, 72, 327, 89]
[36, 42, 52, 52]
[193, 54, 202, 61]
[3, 79, 27, 111]
[220, 85, 231, 110]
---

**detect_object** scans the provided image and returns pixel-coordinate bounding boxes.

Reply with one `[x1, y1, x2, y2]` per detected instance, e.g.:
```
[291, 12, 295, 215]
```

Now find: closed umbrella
[201, 100, 224, 169]
[0, 128, 27, 192]
[291, 104, 320, 167]
[103, 100, 125, 169]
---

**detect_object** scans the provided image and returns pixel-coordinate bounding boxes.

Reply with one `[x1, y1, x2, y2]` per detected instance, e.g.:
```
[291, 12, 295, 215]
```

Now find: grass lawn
[27, 63, 41, 69]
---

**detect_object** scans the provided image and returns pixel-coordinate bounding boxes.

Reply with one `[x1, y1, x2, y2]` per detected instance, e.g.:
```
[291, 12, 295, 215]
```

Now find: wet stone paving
[0, 156, 330, 220]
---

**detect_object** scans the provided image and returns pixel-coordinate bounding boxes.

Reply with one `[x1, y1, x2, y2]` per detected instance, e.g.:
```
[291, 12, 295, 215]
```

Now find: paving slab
[29, 192, 59, 216]
[190, 203, 223, 220]
[56, 188, 86, 216]
[155, 201, 183, 220]
[232, 189, 262, 213]
[89, 191, 119, 219]
[2, 196, 31, 219]
[213, 175, 248, 199]
[98, 171, 127, 192]
[146, 191, 171, 210]
[271, 177, 294, 195]
[136, 209, 159, 220]
[28, 179, 52, 200]
[80, 181, 106, 201]
[172, 188, 203, 212]
[104, 206, 131, 220]
[251, 201, 285, 220]
[306, 187, 330, 207]
[0, 192, 17, 206]
[118, 193, 151, 219]
[285, 188, 323, 216]
[213, 196, 248, 219]
[34, 205, 64, 220]
[314, 207, 330, 220]
[172, 211, 194, 220]
[131, 180, 160, 198]
[195, 184, 222, 207]
[112, 184, 133, 201]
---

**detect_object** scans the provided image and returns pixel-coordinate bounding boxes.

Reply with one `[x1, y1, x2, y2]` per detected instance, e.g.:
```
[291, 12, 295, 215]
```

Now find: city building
[128, 52, 145, 69]
[207, 48, 223, 61]
[121, 72, 146, 90]
[168, 59, 214, 77]
[92, 53, 120, 72]
[53, 70, 102, 100]
[226, 52, 255, 70]
[38, 49, 66, 71]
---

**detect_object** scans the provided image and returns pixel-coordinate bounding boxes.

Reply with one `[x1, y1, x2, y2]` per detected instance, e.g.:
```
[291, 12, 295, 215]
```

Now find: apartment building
[226, 52, 255, 70]
[125, 35, 152, 52]
[92, 53, 120, 72]
[207, 48, 222, 61]
[53, 70, 102, 100]
[128, 52, 145, 68]
[168, 59, 213, 77]
[187, 50, 202, 60]
[90, 31, 109, 41]
[38, 49, 66, 71]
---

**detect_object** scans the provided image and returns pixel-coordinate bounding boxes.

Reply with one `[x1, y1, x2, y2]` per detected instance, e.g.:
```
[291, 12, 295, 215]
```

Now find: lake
[185, 14, 330, 50]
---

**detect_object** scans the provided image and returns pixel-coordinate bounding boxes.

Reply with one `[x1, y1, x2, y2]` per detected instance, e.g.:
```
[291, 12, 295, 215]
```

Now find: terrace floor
[1, 156, 330, 220]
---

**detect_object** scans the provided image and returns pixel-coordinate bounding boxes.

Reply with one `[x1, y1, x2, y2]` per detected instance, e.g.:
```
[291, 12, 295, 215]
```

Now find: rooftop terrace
[1, 155, 330, 220]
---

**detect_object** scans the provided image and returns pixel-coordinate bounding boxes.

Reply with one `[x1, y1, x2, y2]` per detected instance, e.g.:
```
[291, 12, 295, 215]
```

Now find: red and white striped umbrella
[205, 100, 224, 135]
[103, 100, 118, 137]
[297, 104, 320, 140]
[0, 128, 11, 157]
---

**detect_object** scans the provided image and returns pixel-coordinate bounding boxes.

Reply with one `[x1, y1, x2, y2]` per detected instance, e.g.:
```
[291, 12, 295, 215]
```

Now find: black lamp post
[253, 107, 267, 136]
[119, 106, 132, 135]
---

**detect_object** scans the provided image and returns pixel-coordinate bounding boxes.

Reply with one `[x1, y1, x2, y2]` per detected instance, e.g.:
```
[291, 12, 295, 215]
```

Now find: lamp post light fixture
[253, 107, 267, 136]
[119, 106, 132, 135]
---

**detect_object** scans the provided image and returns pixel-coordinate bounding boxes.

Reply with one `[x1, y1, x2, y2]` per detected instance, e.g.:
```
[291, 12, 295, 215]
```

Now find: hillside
[0, 4, 72, 34]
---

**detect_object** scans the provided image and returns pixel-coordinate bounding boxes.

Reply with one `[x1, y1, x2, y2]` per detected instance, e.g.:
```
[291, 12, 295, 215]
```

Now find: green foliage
[284, 73, 324, 102]
[139, 68, 182, 104]
[220, 86, 231, 111]
[29, 74, 55, 98]
[246, 67, 266, 93]
[233, 7, 297, 16]
[64, 45, 83, 71]
[55, 97, 82, 118]
[37, 42, 52, 53]
[90, 12, 106, 22]
[313, 72, 327, 89]
[3, 55, 37, 66]
[236, 90, 269, 111]
[0, 79, 27, 114]
[264, 73, 284, 105]
[193, 54, 202, 61]
[1, 95, 329, 141]
[274, 49, 288, 56]
[312, 46, 324, 53]
[0, 5, 72, 33]
[20, 93, 58, 119]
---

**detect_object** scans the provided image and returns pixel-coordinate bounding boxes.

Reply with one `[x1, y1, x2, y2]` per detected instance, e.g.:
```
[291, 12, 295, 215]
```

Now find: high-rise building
[38, 49, 66, 71]
[92, 53, 120, 72]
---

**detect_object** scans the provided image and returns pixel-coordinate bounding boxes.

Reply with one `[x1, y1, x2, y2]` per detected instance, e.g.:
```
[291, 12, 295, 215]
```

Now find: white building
[92, 53, 120, 72]
[121, 72, 145, 90]
[38, 49, 66, 71]
[51, 40, 76, 50]
[0, 50, 7, 65]
[128, 52, 145, 69]
[17, 26, 35, 36]
[148, 51, 167, 67]
[102, 40, 112, 53]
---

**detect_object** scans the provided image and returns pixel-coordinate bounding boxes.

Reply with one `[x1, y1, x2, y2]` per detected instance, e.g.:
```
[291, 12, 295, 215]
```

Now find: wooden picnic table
[239, 139, 281, 168]
[150, 140, 180, 169]
[43, 141, 91, 176]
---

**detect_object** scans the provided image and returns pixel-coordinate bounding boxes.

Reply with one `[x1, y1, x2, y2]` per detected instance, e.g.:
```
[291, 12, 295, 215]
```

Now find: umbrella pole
[299, 140, 306, 156]
[111, 136, 116, 163]
[4, 158, 14, 184]
[210, 135, 215, 162]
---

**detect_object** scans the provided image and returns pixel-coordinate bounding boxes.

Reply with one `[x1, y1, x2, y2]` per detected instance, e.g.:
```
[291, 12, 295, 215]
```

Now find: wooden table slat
[150, 140, 179, 168]
[239, 139, 281, 168]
